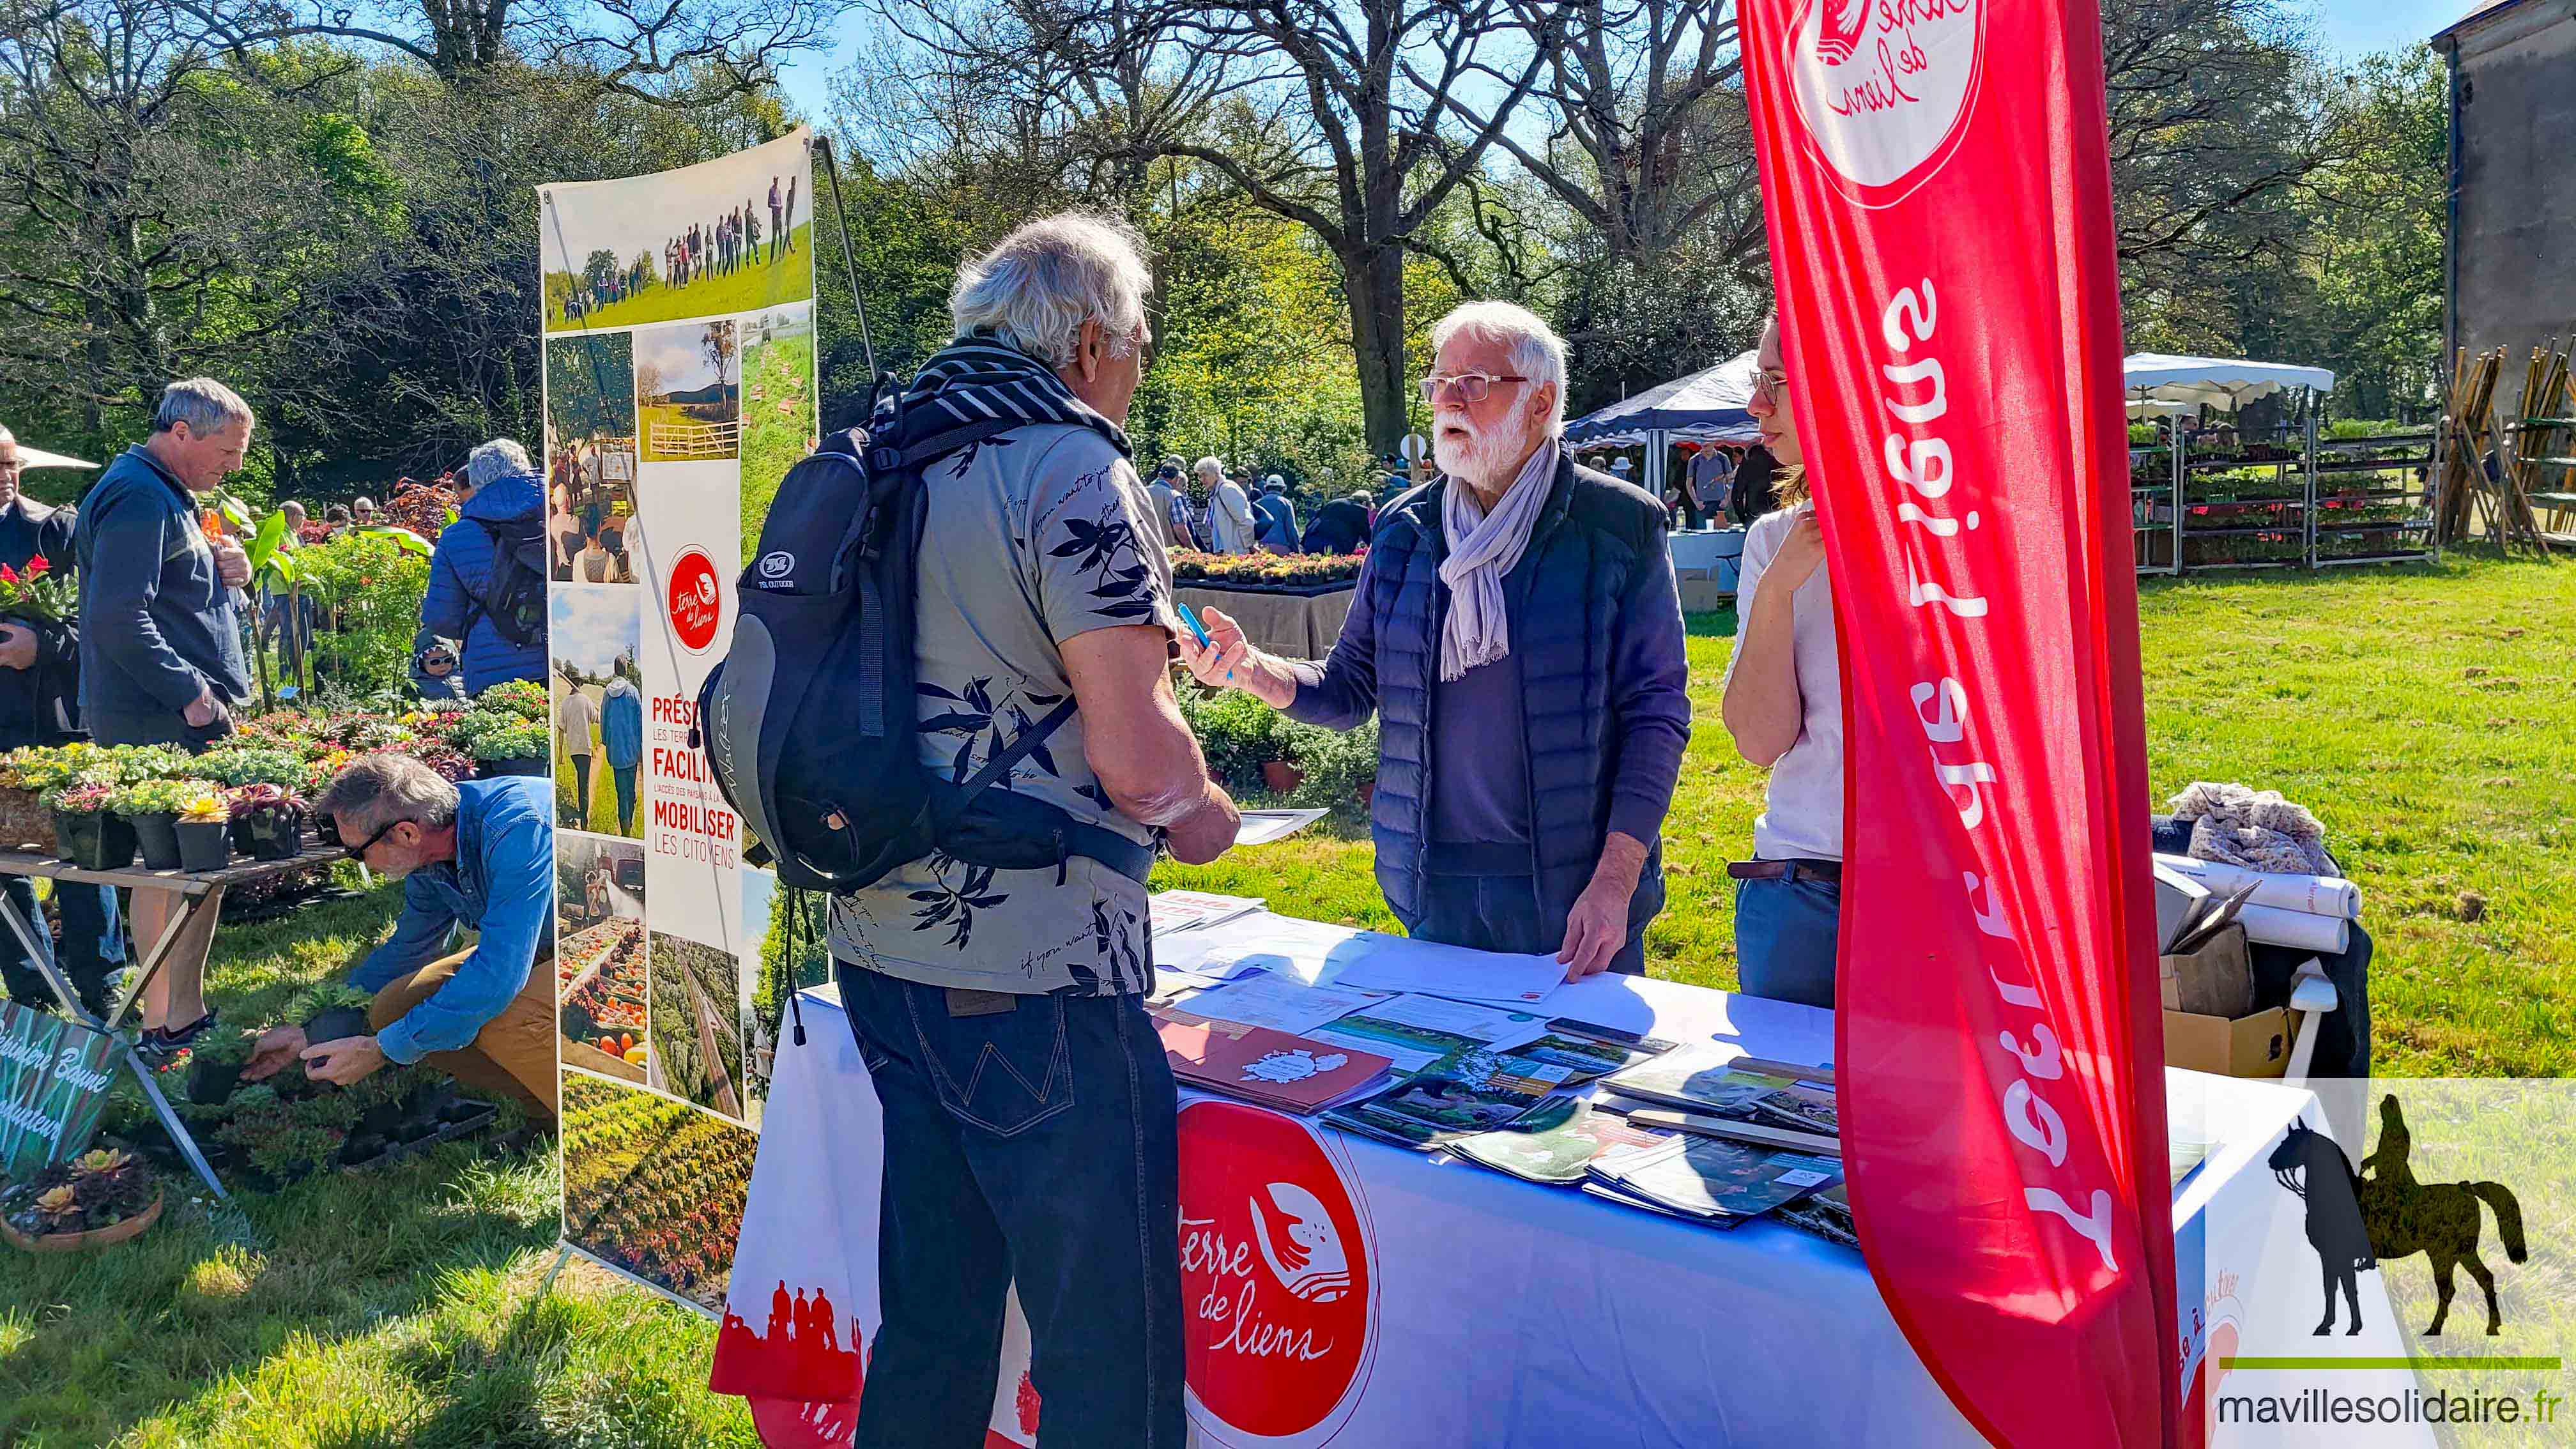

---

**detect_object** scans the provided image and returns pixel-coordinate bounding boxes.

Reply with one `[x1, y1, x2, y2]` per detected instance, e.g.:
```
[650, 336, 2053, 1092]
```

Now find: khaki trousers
[367, 946, 558, 1123]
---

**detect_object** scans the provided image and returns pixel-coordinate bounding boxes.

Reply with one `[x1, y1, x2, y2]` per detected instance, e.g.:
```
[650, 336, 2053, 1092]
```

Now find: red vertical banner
[1737, 3, 2177, 1446]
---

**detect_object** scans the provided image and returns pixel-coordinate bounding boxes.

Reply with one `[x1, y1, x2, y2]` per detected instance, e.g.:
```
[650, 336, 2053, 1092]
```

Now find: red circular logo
[666, 545, 724, 654]
[1179, 1100, 1376, 1443]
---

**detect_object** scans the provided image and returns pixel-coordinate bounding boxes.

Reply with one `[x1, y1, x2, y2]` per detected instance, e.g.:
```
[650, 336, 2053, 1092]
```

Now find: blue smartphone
[1172, 597, 1233, 681]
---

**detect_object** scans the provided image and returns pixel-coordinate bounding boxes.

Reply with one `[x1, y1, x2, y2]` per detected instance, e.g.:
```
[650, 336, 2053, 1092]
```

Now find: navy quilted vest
[1365, 455, 1667, 945]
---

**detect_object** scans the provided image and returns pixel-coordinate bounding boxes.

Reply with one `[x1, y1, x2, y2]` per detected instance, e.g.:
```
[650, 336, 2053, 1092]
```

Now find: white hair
[466, 438, 535, 489]
[1429, 302, 1569, 438]
[316, 753, 461, 834]
[153, 377, 254, 436]
[949, 213, 1153, 369]
[1193, 456, 1223, 479]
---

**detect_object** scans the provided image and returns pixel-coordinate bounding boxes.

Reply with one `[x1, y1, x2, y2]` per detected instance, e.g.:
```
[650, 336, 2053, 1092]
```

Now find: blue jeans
[0, 873, 125, 1016]
[1733, 867, 1841, 1010]
[834, 963, 1183, 1449]
[611, 763, 638, 834]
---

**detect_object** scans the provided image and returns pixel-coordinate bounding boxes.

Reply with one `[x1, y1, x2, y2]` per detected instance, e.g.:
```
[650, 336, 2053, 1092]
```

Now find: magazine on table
[1308, 993, 1549, 1075]
[1322, 1046, 1579, 1149]
[1600, 1045, 1839, 1138]
[1583, 1133, 1844, 1226]
[1507, 1031, 1669, 1084]
[1153, 1011, 1393, 1114]
[1772, 1181, 1857, 1248]
[1450, 1100, 1676, 1186]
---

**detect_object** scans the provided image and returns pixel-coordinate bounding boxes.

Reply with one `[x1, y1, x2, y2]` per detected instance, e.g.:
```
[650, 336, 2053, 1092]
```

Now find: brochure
[1323, 1047, 1576, 1149]
[1451, 1100, 1676, 1186]
[1154, 1013, 1393, 1115]
[1508, 1031, 1664, 1084]
[1584, 1134, 1844, 1224]
[1308, 994, 1548, 1075]
[1600, 1045, 1839, 1138]
[1774, 1182, 1858, 1248]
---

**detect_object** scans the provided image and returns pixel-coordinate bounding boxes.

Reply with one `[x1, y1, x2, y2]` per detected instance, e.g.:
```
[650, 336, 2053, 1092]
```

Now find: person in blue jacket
[420, 439, 548, 694]
[599, 659, 644, 835]
[73, 378, 256, 1059]
[244, 753, 558, 1121]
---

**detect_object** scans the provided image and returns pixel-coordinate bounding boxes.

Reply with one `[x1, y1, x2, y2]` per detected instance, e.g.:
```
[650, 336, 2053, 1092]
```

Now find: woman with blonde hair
[1718, 314, 1841, 1009]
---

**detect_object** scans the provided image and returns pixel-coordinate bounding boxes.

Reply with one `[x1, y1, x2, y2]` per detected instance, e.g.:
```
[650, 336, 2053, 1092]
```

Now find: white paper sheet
[1158, 913, 1395, 982]
[1234, 809, 1330, 846]
[1177, 974, 1388, 1036]
[1147, 891, 1266, 936]
[1324, 935, 1571, 1008]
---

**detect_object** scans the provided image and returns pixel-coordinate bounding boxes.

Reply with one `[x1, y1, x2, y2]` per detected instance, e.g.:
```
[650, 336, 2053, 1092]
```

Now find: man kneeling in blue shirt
[243, 754, 557, 1122]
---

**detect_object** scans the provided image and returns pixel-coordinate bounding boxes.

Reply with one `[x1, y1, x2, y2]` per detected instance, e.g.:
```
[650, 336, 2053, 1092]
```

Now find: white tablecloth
[713, 917, 2411, 1448]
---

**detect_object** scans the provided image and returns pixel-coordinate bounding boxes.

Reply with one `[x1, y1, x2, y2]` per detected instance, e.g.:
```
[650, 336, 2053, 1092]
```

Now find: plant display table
[0, 841, 348, 1200]
[1172, 581, 1358, 659]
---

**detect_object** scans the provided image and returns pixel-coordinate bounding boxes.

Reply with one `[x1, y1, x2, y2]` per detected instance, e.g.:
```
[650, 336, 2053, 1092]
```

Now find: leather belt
[1727, 859, 1843, 885]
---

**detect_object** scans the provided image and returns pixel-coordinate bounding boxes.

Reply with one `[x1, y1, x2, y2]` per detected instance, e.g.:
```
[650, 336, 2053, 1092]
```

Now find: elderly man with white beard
[1183, 302, 1690, 977]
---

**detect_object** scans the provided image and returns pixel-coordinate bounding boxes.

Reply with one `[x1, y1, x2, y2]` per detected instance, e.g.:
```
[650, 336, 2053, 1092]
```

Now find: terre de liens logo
[666, 545, 724, 653]
[1784, 0, 1986, 205]
[1179, 1100, 1377, 1444]
[2268, 1096, 2530, 1337]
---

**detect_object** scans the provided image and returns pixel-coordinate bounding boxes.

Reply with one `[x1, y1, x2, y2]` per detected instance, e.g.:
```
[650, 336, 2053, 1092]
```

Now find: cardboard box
[2163, 1005, 2292, 1078]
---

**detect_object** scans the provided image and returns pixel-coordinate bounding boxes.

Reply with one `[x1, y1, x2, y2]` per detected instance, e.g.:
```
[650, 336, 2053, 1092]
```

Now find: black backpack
[470, 515, 553, 647]
[692, 414, 1156, 894]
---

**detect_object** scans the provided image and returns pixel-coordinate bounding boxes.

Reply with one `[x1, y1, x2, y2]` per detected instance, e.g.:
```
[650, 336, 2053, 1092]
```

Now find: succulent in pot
[174, 790, 233, 872]
[45, 779, 133, 870]
[224, 783, 307, 861]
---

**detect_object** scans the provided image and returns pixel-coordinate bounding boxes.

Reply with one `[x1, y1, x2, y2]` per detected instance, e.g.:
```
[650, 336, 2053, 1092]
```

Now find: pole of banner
[535, 1242, 576, 1300]
[811, 135, 886, 419]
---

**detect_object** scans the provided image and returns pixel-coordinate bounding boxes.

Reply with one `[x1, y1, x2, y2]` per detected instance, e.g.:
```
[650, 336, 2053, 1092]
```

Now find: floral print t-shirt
[827, 424, 1177, 996]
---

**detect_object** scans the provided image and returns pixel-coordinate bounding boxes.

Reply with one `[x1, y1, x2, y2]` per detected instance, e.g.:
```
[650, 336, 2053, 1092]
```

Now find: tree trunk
[1343, 243, 1413, 460]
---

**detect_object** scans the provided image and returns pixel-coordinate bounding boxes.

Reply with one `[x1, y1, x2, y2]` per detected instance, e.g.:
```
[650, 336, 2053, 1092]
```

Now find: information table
[0, 841, 347, 1199]
[711, 912, 2409, 1447]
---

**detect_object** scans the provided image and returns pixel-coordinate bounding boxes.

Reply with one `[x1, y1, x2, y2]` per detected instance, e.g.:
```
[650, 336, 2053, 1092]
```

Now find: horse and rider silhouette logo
[2267, 1096, 2529, 1337]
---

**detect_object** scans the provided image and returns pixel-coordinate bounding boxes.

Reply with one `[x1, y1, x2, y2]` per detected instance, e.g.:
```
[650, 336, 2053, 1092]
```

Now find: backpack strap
[931, 698, 1158, 886]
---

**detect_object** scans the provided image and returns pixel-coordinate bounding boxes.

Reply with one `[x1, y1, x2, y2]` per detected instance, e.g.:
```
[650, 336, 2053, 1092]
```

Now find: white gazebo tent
[1563, 350, 1762, 501]
[2122, 353, 2337, 574]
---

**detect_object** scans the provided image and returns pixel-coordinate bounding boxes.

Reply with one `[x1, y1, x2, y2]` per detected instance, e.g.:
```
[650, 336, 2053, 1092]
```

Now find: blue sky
[770, 1, 2469, 126]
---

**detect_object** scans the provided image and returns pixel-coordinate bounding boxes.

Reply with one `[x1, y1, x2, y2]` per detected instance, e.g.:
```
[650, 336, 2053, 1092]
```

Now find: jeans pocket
[901, 989, 1077, 1138]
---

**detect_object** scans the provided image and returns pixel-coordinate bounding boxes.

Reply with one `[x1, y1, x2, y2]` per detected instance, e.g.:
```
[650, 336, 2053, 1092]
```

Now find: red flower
[22, 556, 47, 578]
[0, 564, 16, 585]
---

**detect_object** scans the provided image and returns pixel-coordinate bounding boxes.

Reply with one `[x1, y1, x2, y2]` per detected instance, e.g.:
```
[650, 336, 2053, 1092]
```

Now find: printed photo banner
[539, 128, 820, 1313]
[1736, 2, 2179, 1446]
[0, 1002, 119, 1180]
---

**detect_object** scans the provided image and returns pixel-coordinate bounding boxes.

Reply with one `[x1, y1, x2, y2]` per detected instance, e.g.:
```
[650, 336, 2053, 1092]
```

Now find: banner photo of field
[542, 130, 816, 1315]
[539, 130, 814, 334]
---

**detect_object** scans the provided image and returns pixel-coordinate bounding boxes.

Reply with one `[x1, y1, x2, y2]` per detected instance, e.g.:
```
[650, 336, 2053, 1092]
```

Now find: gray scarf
[1437, 439, 1557, 681]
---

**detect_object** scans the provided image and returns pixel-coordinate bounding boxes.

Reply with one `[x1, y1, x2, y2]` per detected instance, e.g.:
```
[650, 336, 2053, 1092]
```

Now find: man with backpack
[420, 440, 548, 693]
[735, 213, 1238, 1449]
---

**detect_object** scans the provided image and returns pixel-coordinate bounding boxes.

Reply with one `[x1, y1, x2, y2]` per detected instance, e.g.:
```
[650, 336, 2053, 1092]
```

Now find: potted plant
[469, 721, 552, 778]
[109, 778, 213, 871]
[175, 790, 233, 871]
[0, 745, 74, 851]
[46, 780, 132, 870]
[185, 1029, 259, 1105]
[1, 1147, 162, 1252]
[224, 783, 307, 860]
[290, 981, 376, 1048]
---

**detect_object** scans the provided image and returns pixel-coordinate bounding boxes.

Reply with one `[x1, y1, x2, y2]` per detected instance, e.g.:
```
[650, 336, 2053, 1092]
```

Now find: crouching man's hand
[302, 1033, 388, 1086]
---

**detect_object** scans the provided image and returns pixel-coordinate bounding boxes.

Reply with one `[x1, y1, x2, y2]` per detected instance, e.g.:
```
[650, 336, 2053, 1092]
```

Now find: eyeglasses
[1753, 368, 1790, 399]
[347, 815, 410, 860]
[1420, 372, 1533, 405]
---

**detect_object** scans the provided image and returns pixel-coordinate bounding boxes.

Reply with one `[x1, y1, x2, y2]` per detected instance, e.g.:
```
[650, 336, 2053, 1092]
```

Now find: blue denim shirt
[349, 775, 554, 1062]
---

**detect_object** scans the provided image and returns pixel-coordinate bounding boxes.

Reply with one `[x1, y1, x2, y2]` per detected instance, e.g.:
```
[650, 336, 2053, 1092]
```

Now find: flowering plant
[105, 777, 220, 816]
[224, 782, 307, 822]
[180, 790, 231, 824]
[0, 554, 75, 623]
[1166, 548, 1365, 588]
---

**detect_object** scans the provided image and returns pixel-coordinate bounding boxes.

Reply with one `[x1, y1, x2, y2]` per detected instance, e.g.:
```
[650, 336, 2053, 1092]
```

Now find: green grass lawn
[4, 552, 2570, 1443]
[637, 402, 739, 465]
[544, 229, 813, 332]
